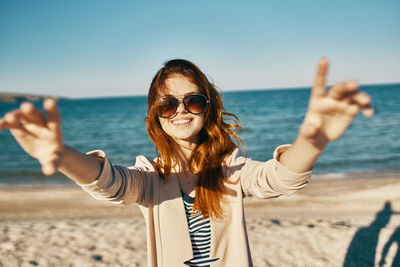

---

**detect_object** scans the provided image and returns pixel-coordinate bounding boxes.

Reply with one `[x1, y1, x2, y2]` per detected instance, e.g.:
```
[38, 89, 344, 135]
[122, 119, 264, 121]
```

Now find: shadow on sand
[343, 201, 400, 267]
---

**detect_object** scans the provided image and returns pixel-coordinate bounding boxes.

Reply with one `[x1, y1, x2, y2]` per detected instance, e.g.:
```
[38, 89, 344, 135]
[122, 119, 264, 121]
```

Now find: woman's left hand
[299, 58, 374, 150]
[279, 58, 373, 173]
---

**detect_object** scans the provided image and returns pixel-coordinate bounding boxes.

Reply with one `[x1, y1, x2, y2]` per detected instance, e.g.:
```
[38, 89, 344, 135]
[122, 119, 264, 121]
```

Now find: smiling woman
[157, 76, 207, 149]
[0, 58, 374, 267]
[146, 60, 245, 221]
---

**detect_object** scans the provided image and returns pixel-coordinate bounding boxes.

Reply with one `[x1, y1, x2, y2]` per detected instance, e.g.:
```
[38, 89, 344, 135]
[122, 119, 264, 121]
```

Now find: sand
[1, 177, 400, 267]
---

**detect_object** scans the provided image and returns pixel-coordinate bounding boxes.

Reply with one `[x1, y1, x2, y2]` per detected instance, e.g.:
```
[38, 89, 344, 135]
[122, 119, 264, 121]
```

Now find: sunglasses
[155, 94, 210, 118]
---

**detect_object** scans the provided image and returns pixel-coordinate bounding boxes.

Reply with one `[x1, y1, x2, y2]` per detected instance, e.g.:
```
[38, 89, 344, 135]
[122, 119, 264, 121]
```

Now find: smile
[171, 119, 192, 125]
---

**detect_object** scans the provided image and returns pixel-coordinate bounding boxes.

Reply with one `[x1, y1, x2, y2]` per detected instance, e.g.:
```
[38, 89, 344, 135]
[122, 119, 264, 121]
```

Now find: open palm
[0, 99, 64, 175]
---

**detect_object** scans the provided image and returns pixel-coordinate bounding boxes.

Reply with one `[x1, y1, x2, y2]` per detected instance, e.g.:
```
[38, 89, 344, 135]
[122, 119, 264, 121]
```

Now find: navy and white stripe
[182, 193, 219, 267]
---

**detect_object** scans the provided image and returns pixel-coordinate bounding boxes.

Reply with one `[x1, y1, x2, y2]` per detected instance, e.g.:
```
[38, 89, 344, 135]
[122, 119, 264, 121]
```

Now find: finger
[350, 91, 372, 106]
[40, 153, 63, 176]
[299, 114, 322, 138]
[3, 110, 43, 137]
[3, 110, 24, 128]
[2, 110, 30, 134]
[328, 81, 359, 100]
[2, 111, 31, 138]
[5, 116, 34, 140]
[44, 98, 61, 130]
[299, 122, 319, 138]
[346, 103, 361, 117]
[20, 102, 46, 126]
[362, 106, 374, 117]
[41, 162, 57, 176]
[0, 116, 16, 131]
[311, 57, 329, 99]
[9, 125, 32, 140]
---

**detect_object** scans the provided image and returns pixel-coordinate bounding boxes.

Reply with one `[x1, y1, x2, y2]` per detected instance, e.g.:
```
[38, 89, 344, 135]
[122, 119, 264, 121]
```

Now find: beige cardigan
[78, 145, 311, 267]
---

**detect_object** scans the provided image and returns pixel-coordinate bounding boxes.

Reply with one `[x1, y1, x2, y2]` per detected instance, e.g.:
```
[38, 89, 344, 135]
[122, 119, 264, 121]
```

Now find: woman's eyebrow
[161, 91, 198, 98]
[184, 91, 198, 96]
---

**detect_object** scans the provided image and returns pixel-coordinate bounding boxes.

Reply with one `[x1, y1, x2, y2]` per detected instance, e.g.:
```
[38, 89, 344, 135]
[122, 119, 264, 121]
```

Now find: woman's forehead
[160, 75, 200, 96]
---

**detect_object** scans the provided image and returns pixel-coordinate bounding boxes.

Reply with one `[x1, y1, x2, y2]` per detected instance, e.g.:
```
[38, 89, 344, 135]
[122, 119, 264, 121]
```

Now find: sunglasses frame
[155, 93, 210, 118]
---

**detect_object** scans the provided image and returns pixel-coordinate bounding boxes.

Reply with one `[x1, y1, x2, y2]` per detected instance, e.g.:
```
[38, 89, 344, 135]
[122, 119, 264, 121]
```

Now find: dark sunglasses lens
[186, 95, 208, 114]
[157, 98, 178, 117]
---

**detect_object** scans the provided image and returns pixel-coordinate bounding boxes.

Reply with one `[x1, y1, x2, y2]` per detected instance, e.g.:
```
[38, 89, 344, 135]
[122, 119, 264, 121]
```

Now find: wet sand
[1, 176, 400, 266]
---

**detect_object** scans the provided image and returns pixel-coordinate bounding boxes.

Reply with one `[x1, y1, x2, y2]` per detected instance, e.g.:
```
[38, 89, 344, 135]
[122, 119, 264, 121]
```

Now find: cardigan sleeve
[225, 145, 311, 199]
[75, 150, 153, 206]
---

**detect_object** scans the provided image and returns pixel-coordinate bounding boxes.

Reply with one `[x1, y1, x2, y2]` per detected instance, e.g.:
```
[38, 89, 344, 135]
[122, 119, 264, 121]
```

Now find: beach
[1, 176, 400, 267]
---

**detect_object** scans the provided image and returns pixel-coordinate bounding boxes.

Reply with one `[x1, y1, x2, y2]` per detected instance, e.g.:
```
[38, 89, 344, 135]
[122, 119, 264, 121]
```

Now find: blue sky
[1, 0, 399, 98]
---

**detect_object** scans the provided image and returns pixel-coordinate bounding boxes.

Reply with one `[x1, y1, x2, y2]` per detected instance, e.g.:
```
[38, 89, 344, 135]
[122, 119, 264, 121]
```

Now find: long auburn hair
[146, 59, 244, 219]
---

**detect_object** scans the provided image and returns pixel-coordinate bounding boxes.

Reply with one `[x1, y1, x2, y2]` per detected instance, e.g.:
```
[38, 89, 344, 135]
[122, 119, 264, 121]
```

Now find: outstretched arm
[279, 58, 374, 173]
[0, 99, 102, 184]
[379, 227, 399, 266]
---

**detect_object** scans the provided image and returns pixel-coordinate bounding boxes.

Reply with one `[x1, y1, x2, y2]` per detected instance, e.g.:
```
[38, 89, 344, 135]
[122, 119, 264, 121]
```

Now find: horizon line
[1, 81, 399, 100]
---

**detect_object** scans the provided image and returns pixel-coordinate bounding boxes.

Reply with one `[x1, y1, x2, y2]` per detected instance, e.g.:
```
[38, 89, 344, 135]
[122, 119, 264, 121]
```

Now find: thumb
[41, 162, 57, 176]
[299, 114, 322, 138]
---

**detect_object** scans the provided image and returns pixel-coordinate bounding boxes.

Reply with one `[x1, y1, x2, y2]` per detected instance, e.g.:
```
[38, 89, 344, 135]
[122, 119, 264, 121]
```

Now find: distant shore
[0, 92, 65, 102]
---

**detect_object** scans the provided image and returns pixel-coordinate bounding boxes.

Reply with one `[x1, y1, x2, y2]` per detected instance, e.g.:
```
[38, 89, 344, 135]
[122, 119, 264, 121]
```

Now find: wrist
[293, 135, 327, 159]
[297, 129, 329, 152]
[55, 144, 67, 170]
[278, 135, 328, 173]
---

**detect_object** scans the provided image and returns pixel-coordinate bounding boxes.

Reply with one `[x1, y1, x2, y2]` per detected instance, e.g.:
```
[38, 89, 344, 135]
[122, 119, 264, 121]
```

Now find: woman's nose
[175, 101, 188, 114]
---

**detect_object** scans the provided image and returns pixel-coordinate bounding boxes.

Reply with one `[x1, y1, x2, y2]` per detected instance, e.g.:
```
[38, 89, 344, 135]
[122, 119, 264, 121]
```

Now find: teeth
[172, 119, 191, 125]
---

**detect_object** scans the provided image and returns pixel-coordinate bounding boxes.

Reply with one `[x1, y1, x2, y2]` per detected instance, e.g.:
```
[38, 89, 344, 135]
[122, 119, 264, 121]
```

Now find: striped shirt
[182, 193, 219, 267]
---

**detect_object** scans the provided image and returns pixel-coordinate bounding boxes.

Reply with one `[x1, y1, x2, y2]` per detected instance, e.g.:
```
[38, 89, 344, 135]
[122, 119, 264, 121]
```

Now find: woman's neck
[171, 142, 198, 173]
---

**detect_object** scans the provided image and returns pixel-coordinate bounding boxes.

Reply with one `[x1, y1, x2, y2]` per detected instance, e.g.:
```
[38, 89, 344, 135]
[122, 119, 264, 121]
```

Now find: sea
[1, 84, 399, 187]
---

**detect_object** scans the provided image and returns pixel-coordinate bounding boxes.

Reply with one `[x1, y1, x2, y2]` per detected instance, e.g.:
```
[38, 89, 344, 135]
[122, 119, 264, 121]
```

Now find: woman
[0, 58, 373, 266]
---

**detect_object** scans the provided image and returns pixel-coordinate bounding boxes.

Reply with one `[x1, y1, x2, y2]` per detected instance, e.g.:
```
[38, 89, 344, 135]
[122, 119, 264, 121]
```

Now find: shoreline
[2, 176, 400, 221]
[311, 168, 400, 181]
[1, 168, 400, 189]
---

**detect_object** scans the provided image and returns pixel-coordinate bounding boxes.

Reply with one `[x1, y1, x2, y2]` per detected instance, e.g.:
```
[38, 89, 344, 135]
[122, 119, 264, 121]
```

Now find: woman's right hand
[0, 98, 64, 176]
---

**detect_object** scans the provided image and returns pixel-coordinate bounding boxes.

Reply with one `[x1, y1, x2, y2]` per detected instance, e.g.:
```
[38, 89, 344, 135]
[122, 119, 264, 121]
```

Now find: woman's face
[157, 74, 205, 148]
